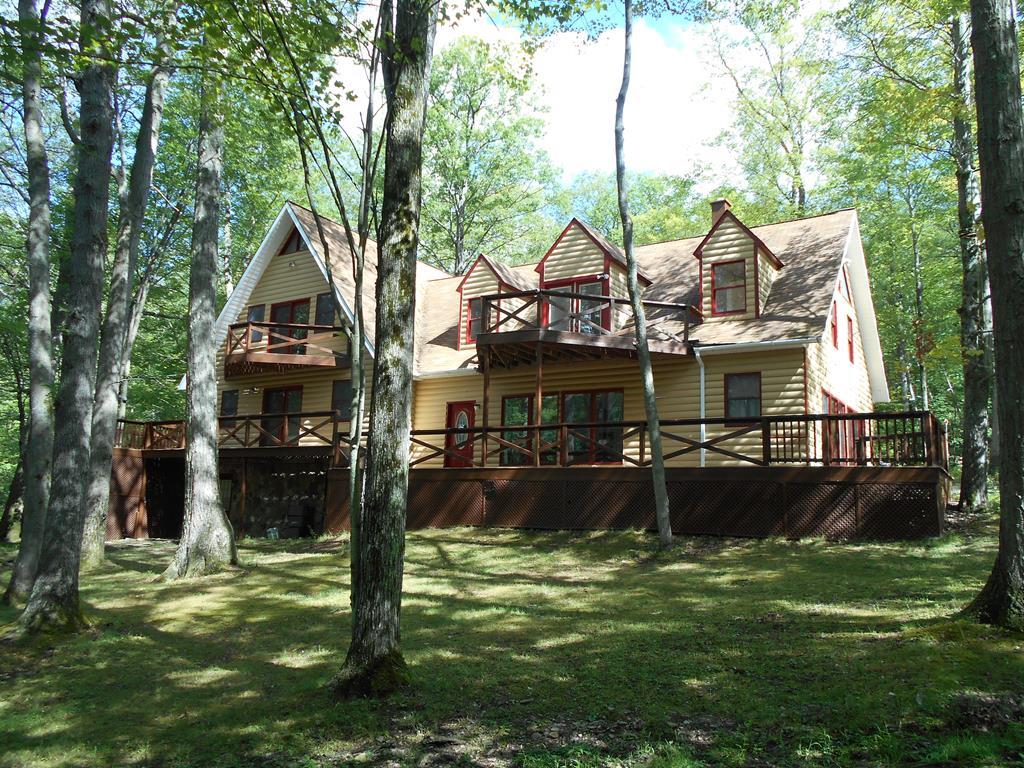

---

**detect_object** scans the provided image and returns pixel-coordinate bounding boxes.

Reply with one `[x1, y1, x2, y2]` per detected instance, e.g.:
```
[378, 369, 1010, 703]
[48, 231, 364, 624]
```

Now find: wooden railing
[116, 410, 948, 472]
[225, 321, 348, 360]
[479, 289, 702, 344]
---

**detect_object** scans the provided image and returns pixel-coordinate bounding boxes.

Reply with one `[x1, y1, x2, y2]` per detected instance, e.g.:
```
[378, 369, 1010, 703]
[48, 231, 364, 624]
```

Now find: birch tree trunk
[965, 0, 1024, 628]
[162, 75, 236, 581]
[330, 0, 438, 699]
[19, 0, 114, 633]
[614, 0, 671, 548]
[951, 14, 990, 514]
[4, 0, 54, 605]
[81, 15, 176, 568]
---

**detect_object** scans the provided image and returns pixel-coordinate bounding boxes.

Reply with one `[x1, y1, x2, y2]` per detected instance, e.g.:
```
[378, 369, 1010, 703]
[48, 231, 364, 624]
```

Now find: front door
[444, 401, 476, 467]
[261, 386, 303, 446]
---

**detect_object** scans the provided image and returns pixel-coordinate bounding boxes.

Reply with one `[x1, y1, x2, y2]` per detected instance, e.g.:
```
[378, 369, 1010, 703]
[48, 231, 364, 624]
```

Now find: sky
[432, 13, 744, 185]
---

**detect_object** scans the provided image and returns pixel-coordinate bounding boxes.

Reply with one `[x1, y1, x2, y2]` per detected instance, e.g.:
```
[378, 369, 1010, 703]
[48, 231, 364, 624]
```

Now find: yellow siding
[699, 217, 756, 320]
[757, 249, 778, 313]
[411, 348, 808, 467]
[806, 275, 872, 414]
[542, 225, 605, 282]
[458, 262, 501, 342]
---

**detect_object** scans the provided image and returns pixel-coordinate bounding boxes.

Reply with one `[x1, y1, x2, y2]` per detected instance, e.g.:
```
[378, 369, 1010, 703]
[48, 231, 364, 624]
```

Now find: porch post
[482, 346, 490, 467]
[534, 341, 543, 467]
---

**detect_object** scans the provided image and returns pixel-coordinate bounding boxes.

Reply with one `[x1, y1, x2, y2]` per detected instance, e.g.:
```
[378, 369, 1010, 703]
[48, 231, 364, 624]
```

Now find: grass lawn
[1, 514, 1022, 767]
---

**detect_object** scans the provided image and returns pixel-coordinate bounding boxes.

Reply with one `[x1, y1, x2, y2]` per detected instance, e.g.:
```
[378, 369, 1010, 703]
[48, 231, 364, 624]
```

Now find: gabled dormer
[456, 253, 534, 349]
[694, 200, 783, 320]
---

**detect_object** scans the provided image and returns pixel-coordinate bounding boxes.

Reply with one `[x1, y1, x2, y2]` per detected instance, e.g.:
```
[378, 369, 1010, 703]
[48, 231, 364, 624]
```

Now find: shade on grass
[1, 516, 1021, 767]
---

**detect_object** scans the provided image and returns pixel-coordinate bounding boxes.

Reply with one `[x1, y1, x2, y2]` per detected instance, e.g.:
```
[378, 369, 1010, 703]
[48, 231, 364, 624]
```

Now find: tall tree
[330, 0, 438, 698]
[4, 0, 54, 605]
[19, 0, 115, 632]
[614, 0, 670, 547]
[965, 0, 1024, 628]
[81, 5, 178, 568]
[951, 13, 989, 513]
[162, 71, 236, 580]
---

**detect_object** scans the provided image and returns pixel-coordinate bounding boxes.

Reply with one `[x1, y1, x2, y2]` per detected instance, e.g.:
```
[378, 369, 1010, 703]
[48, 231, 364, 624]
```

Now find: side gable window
[847, 315, 855, 363]
[332, 379, 353, 420]
[711, 260, 746, 315]
[839, 266, 852, 301]
[830, 306, 838, 348]
[466, 297, 483, 342]
[220, 390, 239, 427]
[315, 292, 337, 326]
[247, 304, 265, 342]
[725, 373, 761, 421]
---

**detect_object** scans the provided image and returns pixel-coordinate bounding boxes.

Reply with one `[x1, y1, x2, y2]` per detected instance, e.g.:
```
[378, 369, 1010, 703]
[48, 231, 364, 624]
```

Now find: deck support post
[534, 342, 543, 467]
[482, 347, 490, 467]
[239, 457, 248, 536]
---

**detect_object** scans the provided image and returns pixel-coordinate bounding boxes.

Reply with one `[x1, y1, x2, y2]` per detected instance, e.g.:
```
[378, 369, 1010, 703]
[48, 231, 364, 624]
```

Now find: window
[220, 390, 239, 428]
[544, 278, 609, 333]
[315, 292, 337, 327]
[838, 266, 852, 301]
[466, 297, 483, 342]
[712, 260, 746, 315]
[261, 386, 303, 446]
[563, 390, 624, 464]
[847, 315, 855, 363]
[331, 379, 353, 420]
[500, 394, 559, 466]
[725, 373, 761, 421]
[247, 304, 265, 342]
[269, 299, 310, 353]
[280, 228, 304, 254]
[830, 306, 838, 348]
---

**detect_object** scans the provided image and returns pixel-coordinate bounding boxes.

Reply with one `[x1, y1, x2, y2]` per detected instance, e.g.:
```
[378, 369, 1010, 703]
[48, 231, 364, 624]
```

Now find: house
[109, 199, 950, 542]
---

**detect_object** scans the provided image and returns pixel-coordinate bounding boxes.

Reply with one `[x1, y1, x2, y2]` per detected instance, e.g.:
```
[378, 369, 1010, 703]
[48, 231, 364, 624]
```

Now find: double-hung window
[562, 390, 624, 464]
[712, 260, 746, 315]
[466, 297, 483, 342]
[724, 373, 761, 422]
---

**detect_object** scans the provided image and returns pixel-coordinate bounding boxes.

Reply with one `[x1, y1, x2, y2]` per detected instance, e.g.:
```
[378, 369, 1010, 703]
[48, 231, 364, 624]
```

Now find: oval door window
[454, 410, 470, 446]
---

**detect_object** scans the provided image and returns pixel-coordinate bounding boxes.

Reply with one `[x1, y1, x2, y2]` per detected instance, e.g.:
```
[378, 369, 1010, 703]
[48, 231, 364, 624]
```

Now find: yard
[1, 515, 1022, 768]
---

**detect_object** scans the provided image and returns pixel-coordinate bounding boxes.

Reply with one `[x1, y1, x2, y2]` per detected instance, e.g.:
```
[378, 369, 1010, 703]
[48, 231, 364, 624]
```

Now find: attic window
[712, 260, 746, 315]
[279, 229, 304, 254]
[466, 297, 483, 342]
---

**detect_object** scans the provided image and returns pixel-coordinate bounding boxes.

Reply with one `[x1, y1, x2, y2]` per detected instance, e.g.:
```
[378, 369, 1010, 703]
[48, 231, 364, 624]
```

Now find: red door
[444, 401, 476, 467]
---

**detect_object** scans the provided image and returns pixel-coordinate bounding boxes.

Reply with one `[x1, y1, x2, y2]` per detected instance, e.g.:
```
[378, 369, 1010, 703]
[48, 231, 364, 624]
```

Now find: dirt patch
[948, 690, 1024, 732]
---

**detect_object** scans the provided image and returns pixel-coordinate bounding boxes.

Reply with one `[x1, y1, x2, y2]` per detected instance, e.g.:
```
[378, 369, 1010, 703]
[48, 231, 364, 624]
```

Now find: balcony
[224, 321, 350, 378]
[475, 289, 701, 367]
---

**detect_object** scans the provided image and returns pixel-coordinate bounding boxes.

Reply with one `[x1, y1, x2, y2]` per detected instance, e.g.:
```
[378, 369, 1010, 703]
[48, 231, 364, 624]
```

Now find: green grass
[1, 514, 1022, 767]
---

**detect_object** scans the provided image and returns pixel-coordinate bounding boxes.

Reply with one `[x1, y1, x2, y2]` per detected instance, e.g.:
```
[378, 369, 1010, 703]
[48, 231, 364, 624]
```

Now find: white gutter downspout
[693, 346, 706, 467]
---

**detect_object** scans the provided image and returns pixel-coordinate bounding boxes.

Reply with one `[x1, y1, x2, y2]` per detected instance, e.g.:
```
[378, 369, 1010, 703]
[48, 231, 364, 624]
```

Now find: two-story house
[109, 199, 949, 542]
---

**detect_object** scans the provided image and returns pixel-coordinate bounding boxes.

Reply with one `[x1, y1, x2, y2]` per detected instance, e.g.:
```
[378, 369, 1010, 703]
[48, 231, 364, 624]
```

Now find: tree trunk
[952, 14, 990, 514]
[18, 0, 114, 633]
[163, 74, 236, 581]
[329, 0, 438, 699]
[4, 0, 54, 605]
[614, 0, 671, 548]
[81, 16, 175, 569]
[910, 221, 929, 409]
[0, 453, 25, 542]
[222, 185, 234, 296]
[965, 0, 1024, 629]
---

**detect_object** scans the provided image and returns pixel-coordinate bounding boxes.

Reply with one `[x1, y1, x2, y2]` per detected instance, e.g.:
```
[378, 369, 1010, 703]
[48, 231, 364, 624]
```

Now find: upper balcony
[474, 288, 702, 367]
[224, 321, 350, 378]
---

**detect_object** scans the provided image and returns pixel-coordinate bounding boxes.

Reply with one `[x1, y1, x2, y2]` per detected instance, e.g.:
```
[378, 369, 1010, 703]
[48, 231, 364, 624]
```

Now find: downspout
[694, 345, 706, 467]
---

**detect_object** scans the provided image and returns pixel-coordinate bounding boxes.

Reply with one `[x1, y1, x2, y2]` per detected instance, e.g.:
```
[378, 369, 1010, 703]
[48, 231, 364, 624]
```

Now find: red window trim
[560, 388, 625, 465]
[464, 297, 483, 343]
[711, 259, 747, 316]
[723, 372, 762, 423]
[539, 275, 611, 331]
[847, 315, 854, 362]
[830, 305, 838, 348]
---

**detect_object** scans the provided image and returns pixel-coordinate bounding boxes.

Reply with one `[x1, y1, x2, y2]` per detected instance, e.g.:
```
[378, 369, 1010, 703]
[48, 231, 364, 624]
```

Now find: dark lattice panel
[858, 483, 939, 539]
[786, 483, 856, 540]
[107, 452, 147, 540]
[121, 496, 147, 538]
[485, 480, 563, 529]
[110, 454, 145, 497]
[324, 473, 350, 533]
[668, 481, 781, 537]
[407, 480, 483, 529]
[566, 480, 656, 531]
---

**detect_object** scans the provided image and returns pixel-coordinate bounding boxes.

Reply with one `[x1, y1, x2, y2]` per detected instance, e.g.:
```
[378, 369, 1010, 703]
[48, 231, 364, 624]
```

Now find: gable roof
[457, 253, 535, 293]
[536, 218, 653, 285]
[692, 209, 785, 269]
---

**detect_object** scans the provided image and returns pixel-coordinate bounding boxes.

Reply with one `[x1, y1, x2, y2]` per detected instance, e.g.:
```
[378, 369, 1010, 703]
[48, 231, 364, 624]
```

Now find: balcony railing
[116, 410, 948, 472]
[477, 288, 702, 345]
[224, 321, 349, 376]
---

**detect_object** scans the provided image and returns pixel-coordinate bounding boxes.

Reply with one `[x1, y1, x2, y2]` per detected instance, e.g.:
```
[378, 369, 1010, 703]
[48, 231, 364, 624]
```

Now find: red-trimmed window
[466, 297, 483, 342]
[725, 373, 761, 421]
[847, 315, 855, 363]
[830, 306, 838, 348]
[562, 390, 624, 464]
[712, 260, 746, 315]
[543, 277, 609, 333]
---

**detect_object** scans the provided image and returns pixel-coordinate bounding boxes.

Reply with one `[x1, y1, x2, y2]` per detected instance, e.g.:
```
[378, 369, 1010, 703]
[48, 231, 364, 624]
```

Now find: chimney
[710, 198, 732, 226]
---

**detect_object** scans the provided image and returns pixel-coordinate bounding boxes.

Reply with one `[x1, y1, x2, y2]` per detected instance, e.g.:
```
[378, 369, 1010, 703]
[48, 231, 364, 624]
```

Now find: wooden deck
[223, 321, 350, 378]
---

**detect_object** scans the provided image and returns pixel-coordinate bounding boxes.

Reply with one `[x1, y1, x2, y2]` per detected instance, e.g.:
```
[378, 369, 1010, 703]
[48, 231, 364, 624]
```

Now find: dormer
[456, 254, 534, 349]
[694, 200, 783, 320]
[536, 219, 652, 332]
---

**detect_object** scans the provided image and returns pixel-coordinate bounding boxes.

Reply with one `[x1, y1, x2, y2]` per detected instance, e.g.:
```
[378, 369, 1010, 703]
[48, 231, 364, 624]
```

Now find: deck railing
[225, 321, 348, 360]
[478, 289, 702, 344]
[116, 410, 948, 471]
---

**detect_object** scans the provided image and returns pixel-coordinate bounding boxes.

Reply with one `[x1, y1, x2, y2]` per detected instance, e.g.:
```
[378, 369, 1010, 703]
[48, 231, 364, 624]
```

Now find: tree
[614, 0, 670, 547]
[81, 4, 179, 569]
[964, 0, 1024, 628]
[330, 0, 439, 698]
[162, 70, 237, 581]
[420, 36, 554, 273]
[4, 0, 54, 605]
[19, 0, 115, 632]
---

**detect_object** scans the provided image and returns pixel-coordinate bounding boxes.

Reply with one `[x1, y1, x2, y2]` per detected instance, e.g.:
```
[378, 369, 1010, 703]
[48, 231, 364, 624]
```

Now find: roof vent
[710, 198, 732, 226]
